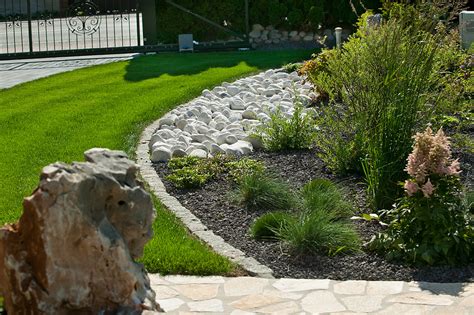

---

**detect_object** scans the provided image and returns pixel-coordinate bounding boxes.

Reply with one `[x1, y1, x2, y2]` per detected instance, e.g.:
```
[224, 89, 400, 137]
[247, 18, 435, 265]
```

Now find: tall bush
[310, 18, 440, 209]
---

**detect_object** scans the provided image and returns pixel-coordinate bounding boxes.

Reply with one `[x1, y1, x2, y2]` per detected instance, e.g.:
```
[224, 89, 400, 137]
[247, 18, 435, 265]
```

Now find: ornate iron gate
[0, 0, 143, 58]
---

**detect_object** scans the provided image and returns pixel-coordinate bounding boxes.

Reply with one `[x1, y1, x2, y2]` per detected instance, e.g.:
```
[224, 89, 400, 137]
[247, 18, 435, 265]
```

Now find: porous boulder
[0, 148, 161, 314]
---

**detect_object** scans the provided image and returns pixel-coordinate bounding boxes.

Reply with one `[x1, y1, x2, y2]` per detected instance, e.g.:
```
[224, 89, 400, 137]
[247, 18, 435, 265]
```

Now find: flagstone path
[146, 275, 474, 314]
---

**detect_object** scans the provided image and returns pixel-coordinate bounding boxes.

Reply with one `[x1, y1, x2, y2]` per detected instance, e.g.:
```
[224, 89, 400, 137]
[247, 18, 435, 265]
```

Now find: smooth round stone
[232, 140, 253, 154]
[149, 134, 165, 149]
[151, 141, 172, 151]
[220, 144, 242, 156]
[176, 119, 187, 130]
[198, 112, 212, 124]
[172, 148, 187, 158]
[189, 149, 208, 158]
[216, 133, 231, 145]
[214, 122, 226, 131]
[156, 129, 175, 139]
[244, 135, 264, 150]
[242, 110, 257, 120]
[227, 85, 240, 96]
[151, 147, 172, 162]
[225, 135, 238, 144]
[191, 134, 213, 143]
[230, 99, 246, 110]
[184, 124, 197, 134]
[210, 143, 225, 154]
[178, 135, 191, 145]
[158, 115, 176, 128]
[202, 89, 212, 97]
[196, 125, 209, 135]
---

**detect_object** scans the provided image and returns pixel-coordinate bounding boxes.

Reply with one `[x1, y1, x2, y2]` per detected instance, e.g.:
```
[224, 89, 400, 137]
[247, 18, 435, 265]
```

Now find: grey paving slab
[0, 53, 138, 89]
[146, 274, 474, 314]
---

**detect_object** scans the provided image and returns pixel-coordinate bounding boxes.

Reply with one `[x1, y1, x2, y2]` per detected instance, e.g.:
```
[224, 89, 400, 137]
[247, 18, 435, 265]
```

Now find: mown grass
[0, 50, 311, 275]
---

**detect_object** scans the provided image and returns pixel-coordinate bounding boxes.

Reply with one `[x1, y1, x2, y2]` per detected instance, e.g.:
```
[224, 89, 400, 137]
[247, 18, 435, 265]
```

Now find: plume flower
[404, 127, 460, 198]
[421, 179, 434, 198]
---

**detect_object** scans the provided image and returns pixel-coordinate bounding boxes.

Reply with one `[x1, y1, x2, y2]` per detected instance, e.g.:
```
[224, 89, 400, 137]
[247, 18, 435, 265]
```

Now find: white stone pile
[149, 69, 315, 162]
[248, 24, 351, 48]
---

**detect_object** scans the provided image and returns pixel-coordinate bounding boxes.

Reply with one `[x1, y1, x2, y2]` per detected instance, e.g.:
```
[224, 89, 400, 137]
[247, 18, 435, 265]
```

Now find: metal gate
[0, 0, 144, 58]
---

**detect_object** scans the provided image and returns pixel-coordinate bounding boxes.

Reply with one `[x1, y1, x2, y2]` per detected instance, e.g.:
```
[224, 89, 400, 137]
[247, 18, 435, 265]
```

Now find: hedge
[156, 0, 381, 43]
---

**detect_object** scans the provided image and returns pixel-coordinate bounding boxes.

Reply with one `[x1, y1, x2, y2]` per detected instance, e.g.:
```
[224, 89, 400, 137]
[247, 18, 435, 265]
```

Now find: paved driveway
[0, 53, 137, 89]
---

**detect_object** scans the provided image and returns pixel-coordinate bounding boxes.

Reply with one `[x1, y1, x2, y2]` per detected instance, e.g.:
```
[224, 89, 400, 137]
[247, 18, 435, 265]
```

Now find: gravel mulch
[153, 149, 474, 282]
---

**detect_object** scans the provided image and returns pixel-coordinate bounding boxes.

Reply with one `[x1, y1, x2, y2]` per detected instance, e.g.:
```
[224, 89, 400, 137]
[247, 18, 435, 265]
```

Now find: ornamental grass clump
[232, 173, 295, 212]
[250, 178, 361, 256]
[370, 127, 474, 265]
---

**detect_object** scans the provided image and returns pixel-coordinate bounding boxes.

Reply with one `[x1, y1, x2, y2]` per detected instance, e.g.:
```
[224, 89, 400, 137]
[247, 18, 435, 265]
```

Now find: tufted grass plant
[250, 211, 296, 240]
[232, 173, 295, 211]
[250, 178, 360, 256]
[277, 210, 361, 256]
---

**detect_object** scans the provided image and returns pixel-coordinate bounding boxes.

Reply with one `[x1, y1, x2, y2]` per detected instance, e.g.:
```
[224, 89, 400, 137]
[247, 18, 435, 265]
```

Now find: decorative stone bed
[137, 70, 474, 282]
[148, 69, 315, 162]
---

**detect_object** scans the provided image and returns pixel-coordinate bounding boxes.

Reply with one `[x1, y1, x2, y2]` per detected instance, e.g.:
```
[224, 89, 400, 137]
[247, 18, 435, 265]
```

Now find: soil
[153, 149, 474, 282]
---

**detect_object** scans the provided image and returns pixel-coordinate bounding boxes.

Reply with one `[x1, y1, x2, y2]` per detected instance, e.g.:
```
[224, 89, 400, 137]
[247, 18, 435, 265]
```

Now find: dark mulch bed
[153, 149, 474, 282]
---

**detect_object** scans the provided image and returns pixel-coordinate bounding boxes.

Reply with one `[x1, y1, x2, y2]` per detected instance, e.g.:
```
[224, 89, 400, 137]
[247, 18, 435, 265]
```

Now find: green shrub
[369, 127, 474, 265]
[226, 158, 266, 183]
[250, 211, 295, 240]
[168, 156, 201, 170]
[277, 210, 361, 256]
[166, 167, 211, 189]
[232, 173, 294, 211]
[166, 154, 231, 189]
[255, 99, 316, 151]
[311, 17, 440, 209]
[301, 178, 354, 218]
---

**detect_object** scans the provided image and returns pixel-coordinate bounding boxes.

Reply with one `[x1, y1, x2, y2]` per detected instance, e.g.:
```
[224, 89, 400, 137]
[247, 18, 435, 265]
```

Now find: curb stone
[136, 109, 274, 278]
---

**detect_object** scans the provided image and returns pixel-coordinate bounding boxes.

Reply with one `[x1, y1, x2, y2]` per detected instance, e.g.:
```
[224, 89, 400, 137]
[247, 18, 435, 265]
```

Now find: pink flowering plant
[370, 127, 473, 265]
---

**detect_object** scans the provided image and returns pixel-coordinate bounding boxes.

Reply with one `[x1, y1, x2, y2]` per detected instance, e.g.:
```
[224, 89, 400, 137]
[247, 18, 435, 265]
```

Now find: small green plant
[226, 158, 266, 183]
[232, 173, 294, 211]
[168, 156, 201, 170]
[166, 155, 231, 189]
[166, 167, 211, 189]
[370, 127, 474, 265]
[255, 98, 316, 151]
[250, 211, 295, 240]
[283, 62, 302, 73]
[277, 210, 361, 256]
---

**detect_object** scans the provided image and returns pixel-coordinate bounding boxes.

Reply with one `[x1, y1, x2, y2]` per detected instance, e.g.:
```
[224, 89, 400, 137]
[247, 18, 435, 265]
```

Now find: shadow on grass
[124, 50, 314, 82]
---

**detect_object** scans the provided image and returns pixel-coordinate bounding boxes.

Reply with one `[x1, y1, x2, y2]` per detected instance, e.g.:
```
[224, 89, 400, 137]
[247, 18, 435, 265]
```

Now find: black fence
[0, 0, 143, 58]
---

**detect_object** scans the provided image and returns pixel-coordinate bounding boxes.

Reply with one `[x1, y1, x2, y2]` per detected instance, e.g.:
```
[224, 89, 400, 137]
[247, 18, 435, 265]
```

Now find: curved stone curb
[136, 117, 274, 278]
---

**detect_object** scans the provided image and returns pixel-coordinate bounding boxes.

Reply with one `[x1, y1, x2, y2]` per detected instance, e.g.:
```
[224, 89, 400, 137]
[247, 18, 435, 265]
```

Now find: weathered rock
[0, 148, 160, 314]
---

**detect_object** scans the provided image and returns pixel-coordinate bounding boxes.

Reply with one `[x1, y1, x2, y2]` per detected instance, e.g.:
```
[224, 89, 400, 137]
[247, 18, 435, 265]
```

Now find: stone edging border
[136, 118, 274, 278]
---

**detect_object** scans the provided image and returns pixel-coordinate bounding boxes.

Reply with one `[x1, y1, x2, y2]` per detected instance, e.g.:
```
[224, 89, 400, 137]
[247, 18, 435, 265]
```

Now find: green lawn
[0, 50, 311, 275]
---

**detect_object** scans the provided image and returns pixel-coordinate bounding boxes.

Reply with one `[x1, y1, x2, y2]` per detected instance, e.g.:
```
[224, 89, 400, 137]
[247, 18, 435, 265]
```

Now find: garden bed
[154, 148, 474, 283]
